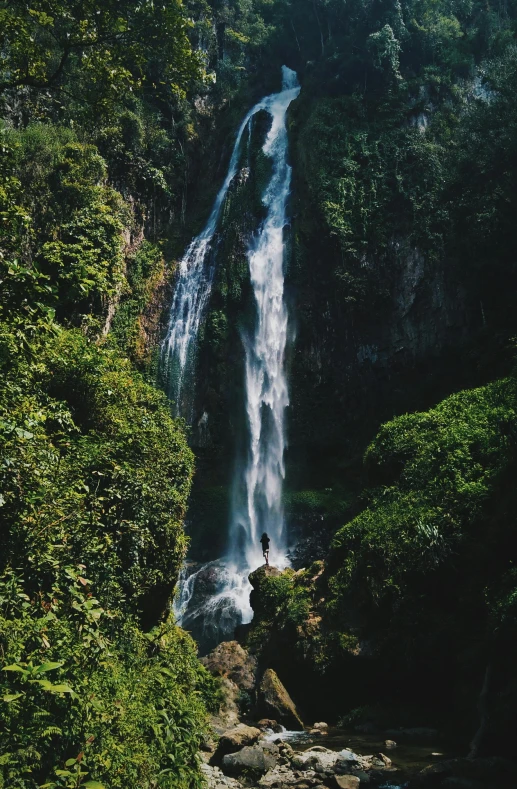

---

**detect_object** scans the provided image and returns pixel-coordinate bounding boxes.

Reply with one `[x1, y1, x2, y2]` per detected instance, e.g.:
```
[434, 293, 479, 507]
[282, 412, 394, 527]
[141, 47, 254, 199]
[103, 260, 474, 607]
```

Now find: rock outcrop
[201, 640, 258, 731]
[249, 565, 283, 616]
[256, 668, 304, 731]
[201, 640, 257, 691]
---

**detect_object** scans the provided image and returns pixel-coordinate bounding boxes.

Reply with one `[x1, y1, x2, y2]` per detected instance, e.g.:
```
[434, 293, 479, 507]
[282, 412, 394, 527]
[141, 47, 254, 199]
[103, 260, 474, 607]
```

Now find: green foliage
[0, 567, 217, 788]
[317, 373, 517, 734]
[0, 104, 215, 784]
[2, 126, 130, 328]
[0, 314, 219, 786]
[247, 569, 312, 654]
[329, 377, 517, 614]
[284, 488, 353, 517]
[1, 326, 194, 616]
[0, 0, 202, 109]
[109, 241, 169, 367]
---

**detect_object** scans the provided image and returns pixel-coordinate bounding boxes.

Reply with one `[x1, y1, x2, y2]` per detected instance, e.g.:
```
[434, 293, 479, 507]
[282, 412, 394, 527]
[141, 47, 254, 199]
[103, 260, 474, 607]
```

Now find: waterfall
[162, 89, 268, 416]
[172, 67, 300, 646]
[230, 66, 300, 572]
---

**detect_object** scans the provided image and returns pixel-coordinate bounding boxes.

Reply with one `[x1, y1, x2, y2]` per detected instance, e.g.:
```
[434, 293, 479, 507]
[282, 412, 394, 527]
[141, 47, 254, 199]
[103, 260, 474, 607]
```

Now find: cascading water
[162, 93, 262, 416]
[171, 67, 300, 651]
[229, 66, 300, 573]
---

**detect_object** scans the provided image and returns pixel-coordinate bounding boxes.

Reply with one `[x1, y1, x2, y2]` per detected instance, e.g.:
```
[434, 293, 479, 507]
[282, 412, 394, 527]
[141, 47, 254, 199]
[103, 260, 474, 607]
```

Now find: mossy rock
[256, 668, 304, 731]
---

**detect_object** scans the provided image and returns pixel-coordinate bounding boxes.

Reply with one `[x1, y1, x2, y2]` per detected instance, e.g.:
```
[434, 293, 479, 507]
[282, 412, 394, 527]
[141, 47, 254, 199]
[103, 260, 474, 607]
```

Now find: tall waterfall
[163, 82, 275, 415]
[171, 67, 300, 649]
[229, 67, 300, 571]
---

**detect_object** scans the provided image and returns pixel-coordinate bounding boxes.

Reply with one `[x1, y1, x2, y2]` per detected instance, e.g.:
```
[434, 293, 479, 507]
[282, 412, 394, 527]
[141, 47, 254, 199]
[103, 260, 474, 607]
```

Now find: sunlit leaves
[0, 0, 203, 110]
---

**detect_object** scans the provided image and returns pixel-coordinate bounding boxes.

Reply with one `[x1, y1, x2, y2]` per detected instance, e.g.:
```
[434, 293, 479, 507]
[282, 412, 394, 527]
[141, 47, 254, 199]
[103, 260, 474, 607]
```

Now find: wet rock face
[257, 668, 304, 731]
[179, 562, 249, 654]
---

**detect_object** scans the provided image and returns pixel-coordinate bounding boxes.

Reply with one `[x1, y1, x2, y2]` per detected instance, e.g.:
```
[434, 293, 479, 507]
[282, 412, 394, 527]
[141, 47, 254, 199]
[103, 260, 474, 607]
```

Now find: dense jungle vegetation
[2, 0, 517, 785]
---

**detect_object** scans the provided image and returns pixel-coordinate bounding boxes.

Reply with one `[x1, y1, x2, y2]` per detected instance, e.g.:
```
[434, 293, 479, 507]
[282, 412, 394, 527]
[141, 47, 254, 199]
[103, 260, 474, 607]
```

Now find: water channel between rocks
[271, 727, 452, 773]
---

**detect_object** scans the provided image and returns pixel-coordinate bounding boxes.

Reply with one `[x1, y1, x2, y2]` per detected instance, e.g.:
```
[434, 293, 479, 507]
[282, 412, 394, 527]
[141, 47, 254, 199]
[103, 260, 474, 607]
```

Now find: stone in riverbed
[222, 742, 279, 776]
[279, 742, 295, 757]
[328, 777, 360, 789]
[384, 739, 397, 749]
[211, 723, 262, 763]
[305, 746, 333, 753]
[293, 748, 345, 773]
[200, 762, 244, 789]
[371, 753, 391, 768]
[313, 722, 328, 730]
[257, 668, 304, 730]
[258, 718, 283, 732]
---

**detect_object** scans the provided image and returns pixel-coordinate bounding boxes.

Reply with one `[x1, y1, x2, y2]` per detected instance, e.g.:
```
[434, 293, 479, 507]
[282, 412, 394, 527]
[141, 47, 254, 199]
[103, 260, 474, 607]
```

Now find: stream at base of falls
[269, 727, 453, 779]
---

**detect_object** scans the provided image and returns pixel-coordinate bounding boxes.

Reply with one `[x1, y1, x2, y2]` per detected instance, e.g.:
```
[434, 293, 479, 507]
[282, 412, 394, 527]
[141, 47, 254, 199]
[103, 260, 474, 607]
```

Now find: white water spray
[172, 68, 300, 643]
[230, 66, 300, 573]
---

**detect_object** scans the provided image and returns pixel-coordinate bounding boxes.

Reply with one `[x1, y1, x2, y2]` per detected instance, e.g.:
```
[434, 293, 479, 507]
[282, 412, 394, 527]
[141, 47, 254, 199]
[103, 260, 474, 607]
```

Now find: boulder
[279, 742, 295, 758]
[328, 778, 360, 789]
[259, 766, 326, 788]
[257, 668, 304, 730]
[222, 742, 279, 776]
[211, 677, 241, 731]
[292, 748, 342, 773]
[371, 753, 391, 768]
[349, 770, 370, 784]
[384, 740, 397, 749]
[313, 722, 329, 730]
[258, 718, 283, 733]
[201, 640, 257, 692]
[258, 766, 301, 787]
[211, 723, 262, 763]
[201, 641, 258, 731]
[305, 747, 333, 753]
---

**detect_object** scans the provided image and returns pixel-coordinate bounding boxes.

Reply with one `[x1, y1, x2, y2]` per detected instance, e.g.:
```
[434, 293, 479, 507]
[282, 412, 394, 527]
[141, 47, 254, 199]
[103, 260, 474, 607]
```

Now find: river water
[269, 727, 453, 787]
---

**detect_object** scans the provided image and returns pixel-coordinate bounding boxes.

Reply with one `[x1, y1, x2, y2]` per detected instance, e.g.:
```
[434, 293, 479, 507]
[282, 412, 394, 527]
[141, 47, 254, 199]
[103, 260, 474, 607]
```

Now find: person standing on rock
[260, 532, 270, 566]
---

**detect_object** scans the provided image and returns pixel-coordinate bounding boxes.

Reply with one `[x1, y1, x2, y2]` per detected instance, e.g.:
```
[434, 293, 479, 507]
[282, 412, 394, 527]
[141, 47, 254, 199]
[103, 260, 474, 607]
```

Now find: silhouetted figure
[260, 532, 270, 566]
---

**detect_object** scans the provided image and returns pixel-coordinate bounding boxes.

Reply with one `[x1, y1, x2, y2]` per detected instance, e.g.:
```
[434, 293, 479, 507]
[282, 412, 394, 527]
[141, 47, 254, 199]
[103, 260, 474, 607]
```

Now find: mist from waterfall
[171, 67, 300, 647]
